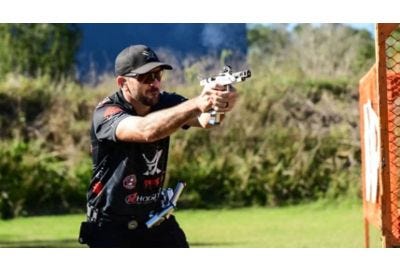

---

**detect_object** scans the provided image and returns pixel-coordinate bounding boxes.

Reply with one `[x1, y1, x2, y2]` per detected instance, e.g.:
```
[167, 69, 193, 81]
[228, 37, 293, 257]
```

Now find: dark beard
[138, 88, 160, 107]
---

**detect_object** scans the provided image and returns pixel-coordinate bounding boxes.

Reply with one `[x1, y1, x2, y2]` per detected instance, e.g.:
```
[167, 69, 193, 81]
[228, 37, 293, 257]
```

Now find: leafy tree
[247, 24, 290, 55]
[247, 24, 291, 69]
[291, 23, 375, 78]
[0, 24, 81, 80]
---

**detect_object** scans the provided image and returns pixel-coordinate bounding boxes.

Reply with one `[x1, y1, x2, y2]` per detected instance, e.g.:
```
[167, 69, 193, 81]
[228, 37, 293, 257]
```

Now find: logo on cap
[142, 50, 157, 61]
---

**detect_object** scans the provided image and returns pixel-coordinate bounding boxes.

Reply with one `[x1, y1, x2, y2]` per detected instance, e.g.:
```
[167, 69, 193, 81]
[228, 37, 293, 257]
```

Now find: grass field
[0, 200, 382, 248]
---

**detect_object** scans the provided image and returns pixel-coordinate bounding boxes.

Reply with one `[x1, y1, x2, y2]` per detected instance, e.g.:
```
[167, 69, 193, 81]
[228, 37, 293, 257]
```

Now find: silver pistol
[146, 181, 186, 229]
[200, 65, 251, 125]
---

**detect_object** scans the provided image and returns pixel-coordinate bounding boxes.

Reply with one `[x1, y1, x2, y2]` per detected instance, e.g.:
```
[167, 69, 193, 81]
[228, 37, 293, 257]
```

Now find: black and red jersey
[88, 89, 188, 221]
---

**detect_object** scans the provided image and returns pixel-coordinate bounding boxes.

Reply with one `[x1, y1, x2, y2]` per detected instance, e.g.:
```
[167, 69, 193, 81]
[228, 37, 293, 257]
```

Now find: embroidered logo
[103, 106, 123, 119]
[125, 193, 138, 204]
[142, 150, 163, 176]
[136, 192, 160, 204]
[142, 50, 157, 61]
[124, 192, 160, 205]
[123, 174, 137, 190]
[143, 177, 161, 189]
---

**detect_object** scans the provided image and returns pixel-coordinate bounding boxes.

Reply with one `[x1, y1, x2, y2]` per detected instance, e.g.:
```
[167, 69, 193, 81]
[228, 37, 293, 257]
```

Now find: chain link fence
[385, 26, 400, 241]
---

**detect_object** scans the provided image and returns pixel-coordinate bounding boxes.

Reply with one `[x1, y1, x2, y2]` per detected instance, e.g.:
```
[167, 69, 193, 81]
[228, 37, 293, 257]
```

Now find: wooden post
[364, 217, 370, 248]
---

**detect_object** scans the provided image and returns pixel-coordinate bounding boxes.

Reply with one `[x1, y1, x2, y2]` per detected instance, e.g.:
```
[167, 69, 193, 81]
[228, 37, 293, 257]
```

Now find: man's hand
[210, 84, 238, 113]
[186, 83, 238, 128]
[197, 83, 238, 113]
[194, 89, 212, 113]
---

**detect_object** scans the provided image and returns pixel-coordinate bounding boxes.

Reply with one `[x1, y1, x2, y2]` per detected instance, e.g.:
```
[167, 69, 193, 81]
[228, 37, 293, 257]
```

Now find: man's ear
[116, 76, 126, 88]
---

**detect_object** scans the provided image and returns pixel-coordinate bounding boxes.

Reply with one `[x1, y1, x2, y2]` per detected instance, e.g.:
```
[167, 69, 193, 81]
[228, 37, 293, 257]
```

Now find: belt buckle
[127, 219, 139, 230]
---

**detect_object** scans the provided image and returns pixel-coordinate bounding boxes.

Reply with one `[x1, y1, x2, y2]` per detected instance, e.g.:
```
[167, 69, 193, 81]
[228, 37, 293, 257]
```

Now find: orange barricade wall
[360, 23, 400, 247]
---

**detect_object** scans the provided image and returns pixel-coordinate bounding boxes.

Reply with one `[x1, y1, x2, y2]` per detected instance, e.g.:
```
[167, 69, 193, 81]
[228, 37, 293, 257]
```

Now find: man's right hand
[196, 83, 229, 113]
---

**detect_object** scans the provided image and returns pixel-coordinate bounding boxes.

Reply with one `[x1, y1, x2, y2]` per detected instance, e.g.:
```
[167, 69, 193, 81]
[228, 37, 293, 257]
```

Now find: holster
[78, 204, 99, 244]
[78, 221, 97, 244]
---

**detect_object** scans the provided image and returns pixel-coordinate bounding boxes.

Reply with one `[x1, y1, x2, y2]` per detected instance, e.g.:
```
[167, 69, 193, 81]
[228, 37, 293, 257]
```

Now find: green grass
[0, 200, 382, 248]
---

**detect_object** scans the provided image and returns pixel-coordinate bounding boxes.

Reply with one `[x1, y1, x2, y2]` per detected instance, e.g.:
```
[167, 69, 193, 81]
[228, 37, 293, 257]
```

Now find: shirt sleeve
[157, 91, 188, 108]
[92, 105, 130, 142]
[157, 92, 191, 130]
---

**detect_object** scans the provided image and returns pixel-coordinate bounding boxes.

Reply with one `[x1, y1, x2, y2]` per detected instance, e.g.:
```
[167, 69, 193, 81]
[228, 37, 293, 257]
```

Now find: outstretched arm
[116, 98, 201, 142]
[115, 87, 228, 142]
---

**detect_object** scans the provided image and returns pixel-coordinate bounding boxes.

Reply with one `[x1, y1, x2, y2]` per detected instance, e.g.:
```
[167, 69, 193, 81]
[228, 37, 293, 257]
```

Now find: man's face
[125, 68, 163, 107]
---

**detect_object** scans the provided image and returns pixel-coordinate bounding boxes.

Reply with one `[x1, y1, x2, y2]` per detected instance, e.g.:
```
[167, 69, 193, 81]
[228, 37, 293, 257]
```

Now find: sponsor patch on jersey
[123, 174, 137, 190]
[124, 192, 160, 205]
[143, 177, 161, 189]
[136, 192, 160, 204]
[125, 192, 138, 204]
[103, 106, 123, 119]
[142, 150, 163, 175]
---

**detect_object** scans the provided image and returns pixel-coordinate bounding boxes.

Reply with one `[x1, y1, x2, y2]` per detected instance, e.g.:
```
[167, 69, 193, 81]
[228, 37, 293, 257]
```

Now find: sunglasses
[126, 70, 163, 84]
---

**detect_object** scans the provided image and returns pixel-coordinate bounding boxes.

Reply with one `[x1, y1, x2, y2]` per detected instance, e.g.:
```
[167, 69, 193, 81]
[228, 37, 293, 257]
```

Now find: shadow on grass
[0, 239, 240, 248]
[0, 239, 84, 248]
[189, 241, 243, 247]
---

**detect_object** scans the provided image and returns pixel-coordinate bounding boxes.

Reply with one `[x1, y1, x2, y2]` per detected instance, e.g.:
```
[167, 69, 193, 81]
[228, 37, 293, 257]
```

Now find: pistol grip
[208, 110, 224, 125]
[208, 84, 230, 126]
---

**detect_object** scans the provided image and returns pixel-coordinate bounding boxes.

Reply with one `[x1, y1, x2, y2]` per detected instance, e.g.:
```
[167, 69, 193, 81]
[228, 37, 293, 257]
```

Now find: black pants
[85, 215, 189, 248]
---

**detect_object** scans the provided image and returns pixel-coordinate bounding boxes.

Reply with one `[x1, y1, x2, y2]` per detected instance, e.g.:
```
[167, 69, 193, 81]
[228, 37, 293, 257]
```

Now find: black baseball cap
[114, 44, 173, 76]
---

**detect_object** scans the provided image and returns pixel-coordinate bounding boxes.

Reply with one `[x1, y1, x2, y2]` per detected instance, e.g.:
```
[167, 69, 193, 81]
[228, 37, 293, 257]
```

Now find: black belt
[99, 217, 141, 230]
[97, 214, 165, 230]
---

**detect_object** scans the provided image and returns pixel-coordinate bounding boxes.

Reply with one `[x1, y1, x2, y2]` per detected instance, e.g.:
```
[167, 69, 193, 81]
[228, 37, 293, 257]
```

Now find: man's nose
[151, 78, 161, 87]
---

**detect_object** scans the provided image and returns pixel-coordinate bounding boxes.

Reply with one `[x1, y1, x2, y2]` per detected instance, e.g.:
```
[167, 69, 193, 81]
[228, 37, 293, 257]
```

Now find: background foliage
[0, 24, 81, 81]
[0, 23, 375, 218]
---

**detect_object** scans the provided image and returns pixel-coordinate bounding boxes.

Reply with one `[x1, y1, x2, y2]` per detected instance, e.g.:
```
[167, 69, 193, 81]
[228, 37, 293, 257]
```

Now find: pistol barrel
[200, 69, 251, 86]
[171, 181, 186, 206]
[233, 70, 251, 81]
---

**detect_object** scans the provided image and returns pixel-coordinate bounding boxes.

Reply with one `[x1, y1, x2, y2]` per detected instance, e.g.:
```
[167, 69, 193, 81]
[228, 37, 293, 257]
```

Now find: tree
[0, 24, 81, 80]
[290, 24, 375, 78]
[247, 24, 291, 68]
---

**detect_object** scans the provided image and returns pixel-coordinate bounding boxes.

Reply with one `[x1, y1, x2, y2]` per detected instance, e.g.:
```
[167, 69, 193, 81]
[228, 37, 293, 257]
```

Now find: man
[79, 44, 237, 248]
